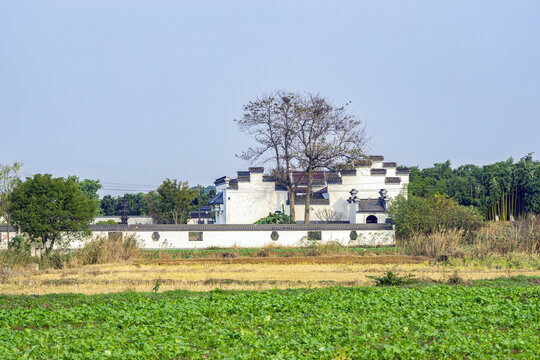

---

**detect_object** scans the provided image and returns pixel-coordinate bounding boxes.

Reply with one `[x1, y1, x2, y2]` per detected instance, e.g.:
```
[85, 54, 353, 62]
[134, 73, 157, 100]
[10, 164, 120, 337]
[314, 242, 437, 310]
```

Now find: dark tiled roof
[248, 167, 264, 173]
[214, 176, 228, 185]
[294, 187, 327, 195]
[371, 168, 387, 175]
[189, 208, 213, 219]
[396, 168, 410, 175]
[287, 198, 330, 205]
[226, 179, 238, 189]
[291, 172, 326, 186]
[357, 199, 386, 213]
[237, 176, 250, 182]
[237, 171, 250, 177]
[340, 169, 357, 176]
[385, 177, 401, 184]
[209, 192, 224, 205]
[369, 155, 384, 161]
[356, 159, 371, 167]
[263, 175, 276, 182]
[382, 162, 397, 168]
[275, 184, 287, 191]
[87, 223, 394, 232]
[326, 174, 342, 184]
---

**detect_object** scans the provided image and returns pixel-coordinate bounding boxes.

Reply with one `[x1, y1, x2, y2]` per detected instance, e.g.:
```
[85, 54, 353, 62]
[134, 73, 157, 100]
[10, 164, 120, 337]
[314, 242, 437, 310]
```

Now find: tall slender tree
[0, 162, 22, 243]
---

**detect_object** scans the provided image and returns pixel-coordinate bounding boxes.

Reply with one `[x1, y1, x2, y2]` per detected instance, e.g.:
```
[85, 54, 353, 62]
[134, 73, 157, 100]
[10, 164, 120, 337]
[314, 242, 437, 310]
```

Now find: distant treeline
[100, 187, 216, 217]
[97, 155, 539, 221]
[406, 154, 539, 220]
[100, 193, 149, 216]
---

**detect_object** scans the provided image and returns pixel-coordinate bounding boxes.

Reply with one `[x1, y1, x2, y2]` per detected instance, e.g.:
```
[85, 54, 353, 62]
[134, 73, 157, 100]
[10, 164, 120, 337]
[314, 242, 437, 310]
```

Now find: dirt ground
[1, 255, 539, 295]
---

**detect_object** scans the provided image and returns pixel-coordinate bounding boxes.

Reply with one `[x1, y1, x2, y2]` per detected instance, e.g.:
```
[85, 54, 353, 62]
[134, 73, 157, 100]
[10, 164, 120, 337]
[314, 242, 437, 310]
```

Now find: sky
[1, 1, 539, 196]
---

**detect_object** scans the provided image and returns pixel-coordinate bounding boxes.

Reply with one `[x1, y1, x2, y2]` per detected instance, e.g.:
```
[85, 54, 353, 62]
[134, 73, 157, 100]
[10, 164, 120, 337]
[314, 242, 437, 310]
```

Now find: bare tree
[0, 162, 22, 243]
[314, 208, 344, 223]
[237, 92, 368, 224]
[236, 92, 304, 222]
[295, 94, 368, 223]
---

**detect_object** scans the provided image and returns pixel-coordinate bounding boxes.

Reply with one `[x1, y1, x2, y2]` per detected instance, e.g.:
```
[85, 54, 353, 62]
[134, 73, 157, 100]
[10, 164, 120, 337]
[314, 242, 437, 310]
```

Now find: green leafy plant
[369, 271, 416, 286]
[254, 206, 294, 224]
[1, 286, 538, 358]
[152, 278, 162, 292]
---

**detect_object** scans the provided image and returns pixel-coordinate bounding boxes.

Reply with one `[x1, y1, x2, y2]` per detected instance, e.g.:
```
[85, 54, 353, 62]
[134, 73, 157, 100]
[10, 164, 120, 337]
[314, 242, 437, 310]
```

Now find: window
[189, 232, 203, 241]
[307, 231, 321, 241]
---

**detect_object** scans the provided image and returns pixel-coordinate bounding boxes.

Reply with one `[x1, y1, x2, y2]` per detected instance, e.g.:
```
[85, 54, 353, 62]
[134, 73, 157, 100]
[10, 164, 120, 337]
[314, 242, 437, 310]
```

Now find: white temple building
[209, 155, 409, 224]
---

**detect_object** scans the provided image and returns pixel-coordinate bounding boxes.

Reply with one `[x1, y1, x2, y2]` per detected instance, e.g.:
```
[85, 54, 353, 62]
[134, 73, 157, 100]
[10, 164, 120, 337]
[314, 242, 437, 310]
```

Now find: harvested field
[134, 254, 428, 265]
[1, 258, 539, 295]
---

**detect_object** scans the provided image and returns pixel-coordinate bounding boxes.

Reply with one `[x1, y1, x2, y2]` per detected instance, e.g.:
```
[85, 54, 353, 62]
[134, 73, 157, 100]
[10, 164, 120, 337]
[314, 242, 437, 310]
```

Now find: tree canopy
[406, 154, 540, 219]
[68, 176, 102, 216]
[8, 174, 95, 251]
[145, 179, 198, 224]
[237, 91, 368, 223]
[0, 162, 22, 242]
[101, 193, 149, 216]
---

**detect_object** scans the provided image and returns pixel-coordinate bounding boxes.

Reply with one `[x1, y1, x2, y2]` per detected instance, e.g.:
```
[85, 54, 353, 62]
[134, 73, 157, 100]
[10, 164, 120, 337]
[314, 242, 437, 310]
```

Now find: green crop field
[0, 284, 538, 359]
[139, 246, 395, 260]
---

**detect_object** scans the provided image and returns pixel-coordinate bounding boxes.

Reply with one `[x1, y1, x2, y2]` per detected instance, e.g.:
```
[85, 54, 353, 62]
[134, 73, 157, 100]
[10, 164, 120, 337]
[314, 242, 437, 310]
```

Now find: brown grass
[1, 261, 538, 295]
[134, 255, 428, 266]
[397, 216, 540, 260]
[76, 234, 141, 265]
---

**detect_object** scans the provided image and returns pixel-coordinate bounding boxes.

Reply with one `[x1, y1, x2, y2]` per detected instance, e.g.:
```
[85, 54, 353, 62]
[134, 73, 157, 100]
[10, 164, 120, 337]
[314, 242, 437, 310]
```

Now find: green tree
[100, 193, 149, 216]
[388, 194, 483, 238]
[145, 179, 198, 224]
[0, 162, 22, 242]
[406, 154, 539, 220]
[8, 174, 95, 252]
[68, 176, 102, 216]
[191, 186, 216, 207]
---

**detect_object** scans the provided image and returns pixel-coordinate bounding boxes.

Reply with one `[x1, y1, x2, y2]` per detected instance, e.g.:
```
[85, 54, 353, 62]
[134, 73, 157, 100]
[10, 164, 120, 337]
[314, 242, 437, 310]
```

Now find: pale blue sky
[1, 1, 539, 195]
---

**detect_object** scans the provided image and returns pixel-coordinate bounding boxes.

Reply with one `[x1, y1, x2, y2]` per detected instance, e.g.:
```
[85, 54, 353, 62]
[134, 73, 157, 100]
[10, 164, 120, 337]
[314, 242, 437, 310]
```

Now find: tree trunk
[6, 214, 10, 244]
[288, 188, 296, 222]
[47, 237, 55, 253]
[304, 164, 313, 224]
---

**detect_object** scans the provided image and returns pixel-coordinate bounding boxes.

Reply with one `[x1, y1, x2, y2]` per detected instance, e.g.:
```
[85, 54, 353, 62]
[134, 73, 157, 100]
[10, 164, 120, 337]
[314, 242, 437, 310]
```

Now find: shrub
[397, 230, 463, 258]
[221, 252, 236, 258]
[388, 194, 483, 239]
[398, 216, 540, 261]
[370, 271, 416, 286]
[447, 271, 464, 285]
[254, 206, 294, 224]
[77, 233, 141, 265]
[95, 219, 118, 225]
[256, 250, 269, 257]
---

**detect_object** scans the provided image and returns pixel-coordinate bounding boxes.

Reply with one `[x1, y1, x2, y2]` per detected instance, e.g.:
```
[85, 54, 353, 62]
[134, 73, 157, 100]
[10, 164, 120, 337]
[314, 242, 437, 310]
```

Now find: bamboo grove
[406, 154, 540, 221]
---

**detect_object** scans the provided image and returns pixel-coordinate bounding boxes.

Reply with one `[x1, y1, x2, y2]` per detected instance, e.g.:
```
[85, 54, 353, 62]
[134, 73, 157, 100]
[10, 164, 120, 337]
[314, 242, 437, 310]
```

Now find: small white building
[209, 155, 409, 224]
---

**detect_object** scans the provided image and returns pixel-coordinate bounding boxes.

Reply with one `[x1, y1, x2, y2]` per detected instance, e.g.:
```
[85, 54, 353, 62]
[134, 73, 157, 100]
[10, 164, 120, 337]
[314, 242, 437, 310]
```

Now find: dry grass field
[1, 256, 539, 295]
